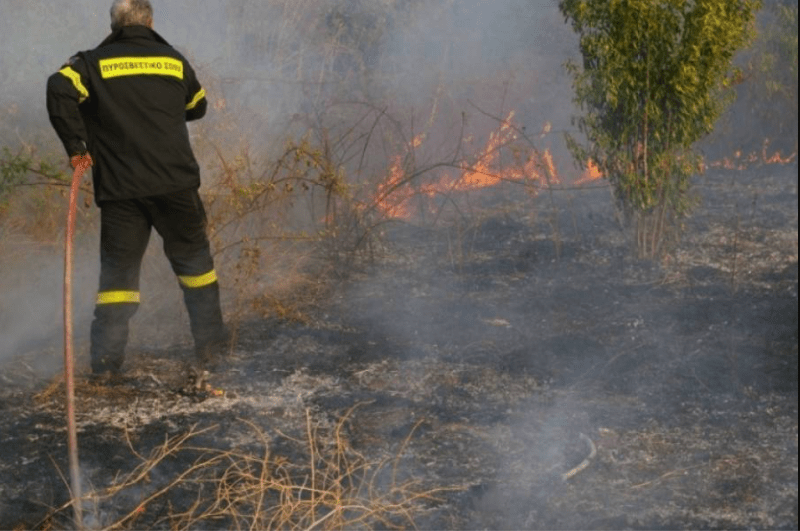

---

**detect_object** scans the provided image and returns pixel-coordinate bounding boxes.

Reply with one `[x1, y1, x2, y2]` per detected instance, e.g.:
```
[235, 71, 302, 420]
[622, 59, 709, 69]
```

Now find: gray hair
[110, 0, 153, 31]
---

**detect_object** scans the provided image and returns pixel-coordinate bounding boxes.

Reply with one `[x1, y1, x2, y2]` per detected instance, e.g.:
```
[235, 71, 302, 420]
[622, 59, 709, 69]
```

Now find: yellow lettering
[99, 56, 184, 79]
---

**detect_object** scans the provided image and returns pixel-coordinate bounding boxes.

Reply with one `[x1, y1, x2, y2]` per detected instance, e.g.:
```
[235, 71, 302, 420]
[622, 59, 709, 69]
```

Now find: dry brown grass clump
[43, 407, 456, 530]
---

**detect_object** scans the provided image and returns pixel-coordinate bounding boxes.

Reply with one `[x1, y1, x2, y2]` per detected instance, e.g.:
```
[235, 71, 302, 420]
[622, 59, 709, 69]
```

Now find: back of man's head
[110, 0, 153, 31]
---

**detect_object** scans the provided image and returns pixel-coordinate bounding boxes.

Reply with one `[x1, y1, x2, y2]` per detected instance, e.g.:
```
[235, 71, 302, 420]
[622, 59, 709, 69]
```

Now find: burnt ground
[0, 164, 797, 530]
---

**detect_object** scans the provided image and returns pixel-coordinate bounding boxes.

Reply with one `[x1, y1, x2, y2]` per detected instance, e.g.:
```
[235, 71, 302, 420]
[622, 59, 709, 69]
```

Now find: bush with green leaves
[559, 0, 761, 257]
[0, 146, 65, 211]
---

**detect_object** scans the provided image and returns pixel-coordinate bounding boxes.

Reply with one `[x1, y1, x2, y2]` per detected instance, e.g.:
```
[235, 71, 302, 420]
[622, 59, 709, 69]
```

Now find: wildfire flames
[574, 158, 603, 186]
[373, 112, 566, 219]
[568, 139, 796, 187]
[371, 113, 797, 220]
[708, 138, 797, 170]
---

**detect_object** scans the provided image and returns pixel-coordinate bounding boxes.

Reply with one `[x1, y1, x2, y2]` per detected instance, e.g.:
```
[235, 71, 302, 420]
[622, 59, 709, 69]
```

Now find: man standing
[46, 0, 228, 379]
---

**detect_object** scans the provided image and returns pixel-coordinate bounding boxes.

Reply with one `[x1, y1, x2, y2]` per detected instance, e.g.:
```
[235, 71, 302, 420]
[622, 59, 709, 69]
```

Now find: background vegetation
[0, 0, 796, 344]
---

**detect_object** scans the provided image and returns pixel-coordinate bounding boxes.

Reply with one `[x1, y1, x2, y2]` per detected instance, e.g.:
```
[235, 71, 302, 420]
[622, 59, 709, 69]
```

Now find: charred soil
[1, 164, 797, 530]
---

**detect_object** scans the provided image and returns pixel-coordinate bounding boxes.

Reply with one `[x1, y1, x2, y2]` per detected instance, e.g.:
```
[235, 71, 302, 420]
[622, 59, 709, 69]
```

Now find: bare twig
[629, 463, 706, 490]
[561, 433, 597, 481]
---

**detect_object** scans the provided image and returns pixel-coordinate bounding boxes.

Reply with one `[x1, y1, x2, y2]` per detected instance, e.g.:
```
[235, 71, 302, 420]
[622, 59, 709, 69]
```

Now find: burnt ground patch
[0, 164, 797, 529]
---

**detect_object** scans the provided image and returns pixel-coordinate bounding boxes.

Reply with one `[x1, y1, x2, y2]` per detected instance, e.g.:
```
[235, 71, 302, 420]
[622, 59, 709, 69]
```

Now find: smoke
[0, 0, 580, 368]
[0, 237, 98, 370]
[0, 3, 796, 529]
[1, 0, 581, 172]
[0, 0, 791, 383]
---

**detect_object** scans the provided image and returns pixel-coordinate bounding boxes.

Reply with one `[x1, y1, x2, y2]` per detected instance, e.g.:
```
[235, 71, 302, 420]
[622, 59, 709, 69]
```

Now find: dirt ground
[0, 163, 797, 530]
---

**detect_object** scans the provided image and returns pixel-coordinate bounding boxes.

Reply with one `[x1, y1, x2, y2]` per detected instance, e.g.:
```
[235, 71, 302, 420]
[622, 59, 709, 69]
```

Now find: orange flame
[709, 138, 797, 170]
[541, 149, 559, 185]
[574, 136, 796, 179]
[371, 132, 433, 218]
[371, 113, 565, 219]
[374, 155, 413, 219]
[575, 158, 603, 185]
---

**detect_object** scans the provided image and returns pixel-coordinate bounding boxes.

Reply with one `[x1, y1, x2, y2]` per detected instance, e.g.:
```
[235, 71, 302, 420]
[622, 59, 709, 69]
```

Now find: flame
[764, 151, 796, 164]
[574, 136, 795, 180]
[541, 149, 559, 185]
[370, 112, 566, 219]
[575, 158, 603, 185]
[457, 112, 519, 189]
[370, 133, 432, 218]
[709, 138, 797, 170]
[374, 155, 413, 219]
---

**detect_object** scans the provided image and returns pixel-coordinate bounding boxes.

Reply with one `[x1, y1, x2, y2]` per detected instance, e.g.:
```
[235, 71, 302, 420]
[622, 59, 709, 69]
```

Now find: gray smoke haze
[1, 0, 788, 392]
[0, 238, 97, 367]
[0, 4, 795, 529]
[0, 0, 583, 369]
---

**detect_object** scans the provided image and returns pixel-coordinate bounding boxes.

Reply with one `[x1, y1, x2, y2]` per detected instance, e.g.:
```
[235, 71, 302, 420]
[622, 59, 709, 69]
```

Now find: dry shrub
[196, 132, 361, 325]
[43, 408, 456, 530]
[193, 95, 556, 326]
[0, 144, 95, 245]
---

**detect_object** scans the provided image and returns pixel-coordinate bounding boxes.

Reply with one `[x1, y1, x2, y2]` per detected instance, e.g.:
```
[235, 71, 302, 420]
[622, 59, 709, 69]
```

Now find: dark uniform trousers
[91, 187, 225, 373]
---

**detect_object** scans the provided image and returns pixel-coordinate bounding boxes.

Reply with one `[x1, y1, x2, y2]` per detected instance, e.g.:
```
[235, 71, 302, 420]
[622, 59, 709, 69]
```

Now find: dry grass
[41, 406, 457, 530]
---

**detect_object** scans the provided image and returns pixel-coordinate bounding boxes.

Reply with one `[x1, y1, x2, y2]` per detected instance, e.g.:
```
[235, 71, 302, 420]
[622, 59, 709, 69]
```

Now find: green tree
[559, 0, 761, 257]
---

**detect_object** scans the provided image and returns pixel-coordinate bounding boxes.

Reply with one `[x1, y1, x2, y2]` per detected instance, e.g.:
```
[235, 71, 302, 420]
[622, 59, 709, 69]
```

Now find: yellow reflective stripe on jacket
[178, 269, 217, 288]
[98, 56, 184, 79]
[186, 88, 206, 110]
[96, 290, 140, 304]
[59, 67, 89, 103]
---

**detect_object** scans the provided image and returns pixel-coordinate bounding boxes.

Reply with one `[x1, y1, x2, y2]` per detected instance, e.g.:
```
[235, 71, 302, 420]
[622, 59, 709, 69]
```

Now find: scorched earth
[0, 162, 797, 530]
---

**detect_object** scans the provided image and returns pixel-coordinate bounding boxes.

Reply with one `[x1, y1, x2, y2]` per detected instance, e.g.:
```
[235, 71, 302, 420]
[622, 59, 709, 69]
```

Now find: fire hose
[64, 157, 91, 529]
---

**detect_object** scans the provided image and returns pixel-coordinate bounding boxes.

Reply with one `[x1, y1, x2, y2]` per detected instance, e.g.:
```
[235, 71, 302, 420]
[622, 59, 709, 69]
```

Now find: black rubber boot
[89, 303, 138, 375]
[182, 282, 228, 367]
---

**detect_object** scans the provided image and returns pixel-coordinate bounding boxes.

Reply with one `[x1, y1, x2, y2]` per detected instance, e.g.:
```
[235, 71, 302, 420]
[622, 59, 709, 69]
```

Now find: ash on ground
[1, 165, 797, 530]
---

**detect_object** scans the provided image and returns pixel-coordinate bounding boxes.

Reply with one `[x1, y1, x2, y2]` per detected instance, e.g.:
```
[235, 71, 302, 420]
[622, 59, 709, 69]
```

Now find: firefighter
[46, 0, 228, 379]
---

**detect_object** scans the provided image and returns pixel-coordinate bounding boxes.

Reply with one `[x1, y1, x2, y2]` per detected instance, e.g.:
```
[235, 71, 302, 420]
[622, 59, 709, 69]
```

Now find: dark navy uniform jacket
[46, 25, 207, 204]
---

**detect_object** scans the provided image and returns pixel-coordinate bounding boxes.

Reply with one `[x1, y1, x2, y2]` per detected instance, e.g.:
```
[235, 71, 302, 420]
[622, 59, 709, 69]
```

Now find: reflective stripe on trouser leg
[180, 276, 225, 354]
[96, 290, 140, 304]
[178, 269, 218, 288]
[94, 198, 151, 374]
[148, 189, 225, 356]
[90, 293, 140, 374]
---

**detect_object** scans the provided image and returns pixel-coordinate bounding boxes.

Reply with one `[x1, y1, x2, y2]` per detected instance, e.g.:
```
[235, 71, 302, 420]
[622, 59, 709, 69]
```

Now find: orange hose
[64, 160, 90, 529]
